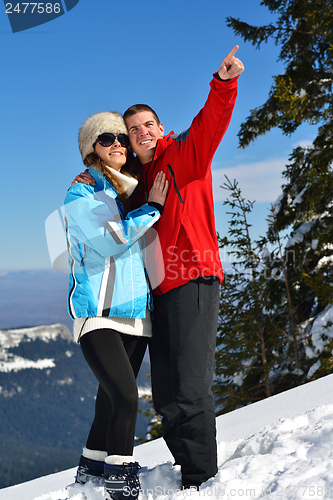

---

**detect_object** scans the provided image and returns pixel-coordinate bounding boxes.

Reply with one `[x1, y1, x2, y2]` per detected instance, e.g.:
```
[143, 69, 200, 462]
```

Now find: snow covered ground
[2, 373, 333, 500]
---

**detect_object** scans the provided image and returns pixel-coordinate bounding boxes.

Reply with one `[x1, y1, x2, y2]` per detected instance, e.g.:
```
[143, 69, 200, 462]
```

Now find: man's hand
[71, 169, 96, 187]
[148, 172, 169, 206]
[218, 45, 244, 80]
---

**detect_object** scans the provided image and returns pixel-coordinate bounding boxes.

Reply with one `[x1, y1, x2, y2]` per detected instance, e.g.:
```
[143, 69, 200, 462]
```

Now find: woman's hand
[148, 172, 169, 205]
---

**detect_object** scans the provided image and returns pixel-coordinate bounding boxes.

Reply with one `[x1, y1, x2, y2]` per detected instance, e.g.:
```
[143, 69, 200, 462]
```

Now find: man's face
[125, 111, 164, 164]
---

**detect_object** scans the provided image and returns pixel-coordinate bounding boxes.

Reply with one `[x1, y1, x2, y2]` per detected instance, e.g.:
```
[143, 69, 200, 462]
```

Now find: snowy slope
[2, 374, 333, 500]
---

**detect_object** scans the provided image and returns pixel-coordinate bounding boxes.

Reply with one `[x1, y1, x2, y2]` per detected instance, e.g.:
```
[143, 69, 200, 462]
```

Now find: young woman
[64, 111, 168, 500]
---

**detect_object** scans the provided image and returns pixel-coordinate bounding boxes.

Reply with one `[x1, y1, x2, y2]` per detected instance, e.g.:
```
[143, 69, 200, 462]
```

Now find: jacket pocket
[180, 212, 202, 251]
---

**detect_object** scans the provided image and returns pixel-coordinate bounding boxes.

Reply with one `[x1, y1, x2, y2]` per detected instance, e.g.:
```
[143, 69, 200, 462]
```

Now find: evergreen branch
[226, 17, 329, 48]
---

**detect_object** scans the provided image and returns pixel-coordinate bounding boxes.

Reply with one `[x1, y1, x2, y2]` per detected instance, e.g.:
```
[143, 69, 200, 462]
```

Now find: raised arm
[172, 46, 244, 188]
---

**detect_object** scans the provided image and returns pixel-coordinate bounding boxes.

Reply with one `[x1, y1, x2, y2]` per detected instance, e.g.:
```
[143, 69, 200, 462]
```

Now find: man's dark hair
[123, 104, 161, 126]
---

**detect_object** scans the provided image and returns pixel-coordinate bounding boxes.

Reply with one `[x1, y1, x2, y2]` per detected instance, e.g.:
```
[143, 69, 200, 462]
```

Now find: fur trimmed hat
[79, 111, 128, 161]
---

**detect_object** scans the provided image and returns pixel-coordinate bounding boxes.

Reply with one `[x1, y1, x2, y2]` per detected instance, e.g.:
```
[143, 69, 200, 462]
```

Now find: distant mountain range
[0, 270, 71, 330]
[0, 323, 151, 489]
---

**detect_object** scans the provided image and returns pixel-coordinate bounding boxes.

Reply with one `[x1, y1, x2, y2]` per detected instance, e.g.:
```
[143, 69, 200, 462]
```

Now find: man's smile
[140, 139, 153, 145]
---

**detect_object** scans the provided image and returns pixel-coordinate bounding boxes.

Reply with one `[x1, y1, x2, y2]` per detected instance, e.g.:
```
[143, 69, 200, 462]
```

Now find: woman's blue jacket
[64, 167, 161, 320]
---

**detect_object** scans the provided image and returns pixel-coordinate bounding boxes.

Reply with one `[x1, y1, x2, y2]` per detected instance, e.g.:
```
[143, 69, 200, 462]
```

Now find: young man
[73, 46, 244, 488]
[125, 46, 243, 489]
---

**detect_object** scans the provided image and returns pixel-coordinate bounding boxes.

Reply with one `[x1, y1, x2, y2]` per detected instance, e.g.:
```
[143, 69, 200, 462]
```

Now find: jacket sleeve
[64, 183, 160, 258]
[174, 76, 238, 189]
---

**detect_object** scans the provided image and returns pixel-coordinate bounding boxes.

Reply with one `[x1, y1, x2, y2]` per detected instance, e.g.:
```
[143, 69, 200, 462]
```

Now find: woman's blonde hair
[84, 150, 143, 212]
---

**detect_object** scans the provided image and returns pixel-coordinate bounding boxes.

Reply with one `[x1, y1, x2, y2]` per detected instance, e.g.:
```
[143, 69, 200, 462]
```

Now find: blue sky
[0, 0, 317, 272]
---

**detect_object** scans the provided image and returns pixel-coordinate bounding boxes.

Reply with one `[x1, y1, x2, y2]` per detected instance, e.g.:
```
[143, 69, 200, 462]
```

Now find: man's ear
[159, 122, 165, 137]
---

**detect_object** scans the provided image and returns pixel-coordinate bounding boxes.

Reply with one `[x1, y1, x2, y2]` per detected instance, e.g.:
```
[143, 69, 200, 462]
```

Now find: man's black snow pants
[149, 276, 219, 488]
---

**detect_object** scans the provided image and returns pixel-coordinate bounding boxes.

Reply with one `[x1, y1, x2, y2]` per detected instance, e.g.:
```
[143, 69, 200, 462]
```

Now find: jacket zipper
[80, 244, 86, 267]
[167, 164, 183, 204]
[65, 216, 76, 320]
[145, 151, 156, 202]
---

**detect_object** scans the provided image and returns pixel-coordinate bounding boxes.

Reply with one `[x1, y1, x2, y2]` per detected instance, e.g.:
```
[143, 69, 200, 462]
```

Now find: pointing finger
[224, 45, 239, 61]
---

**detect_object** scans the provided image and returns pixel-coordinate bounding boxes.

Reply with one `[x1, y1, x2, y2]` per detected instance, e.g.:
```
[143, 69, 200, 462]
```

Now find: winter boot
[75, 447, 107, 485]
[104, 455, 141, 500]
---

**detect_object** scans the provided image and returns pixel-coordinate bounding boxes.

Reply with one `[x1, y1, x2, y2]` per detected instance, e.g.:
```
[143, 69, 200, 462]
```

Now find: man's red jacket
[142, 75, 238, 295]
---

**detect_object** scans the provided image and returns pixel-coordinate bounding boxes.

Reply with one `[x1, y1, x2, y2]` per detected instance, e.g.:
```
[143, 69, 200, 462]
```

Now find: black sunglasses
[97, 133, 129, 149]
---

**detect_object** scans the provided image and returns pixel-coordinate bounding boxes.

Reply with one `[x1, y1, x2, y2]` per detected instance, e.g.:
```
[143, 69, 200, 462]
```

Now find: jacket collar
[153, 131, 175, 161]
[141, 131, 175, 172]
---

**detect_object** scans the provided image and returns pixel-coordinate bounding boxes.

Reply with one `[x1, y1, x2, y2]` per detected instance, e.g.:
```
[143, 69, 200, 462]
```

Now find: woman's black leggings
[80, 328, 148, 456]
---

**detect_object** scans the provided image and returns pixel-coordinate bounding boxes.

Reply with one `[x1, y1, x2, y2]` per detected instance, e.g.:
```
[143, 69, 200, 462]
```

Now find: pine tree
[222, 0, 333, 384]
[227, 0, 333, 148]
[262, 206, 310, 391]
[214, 177, 284, 414]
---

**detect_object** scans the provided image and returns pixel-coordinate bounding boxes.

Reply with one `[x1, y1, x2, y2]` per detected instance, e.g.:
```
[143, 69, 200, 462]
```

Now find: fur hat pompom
[79, 111, 128, 161]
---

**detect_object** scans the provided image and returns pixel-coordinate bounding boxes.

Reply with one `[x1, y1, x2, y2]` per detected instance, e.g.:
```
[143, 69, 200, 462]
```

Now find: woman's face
[94, 136, 127, 171]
